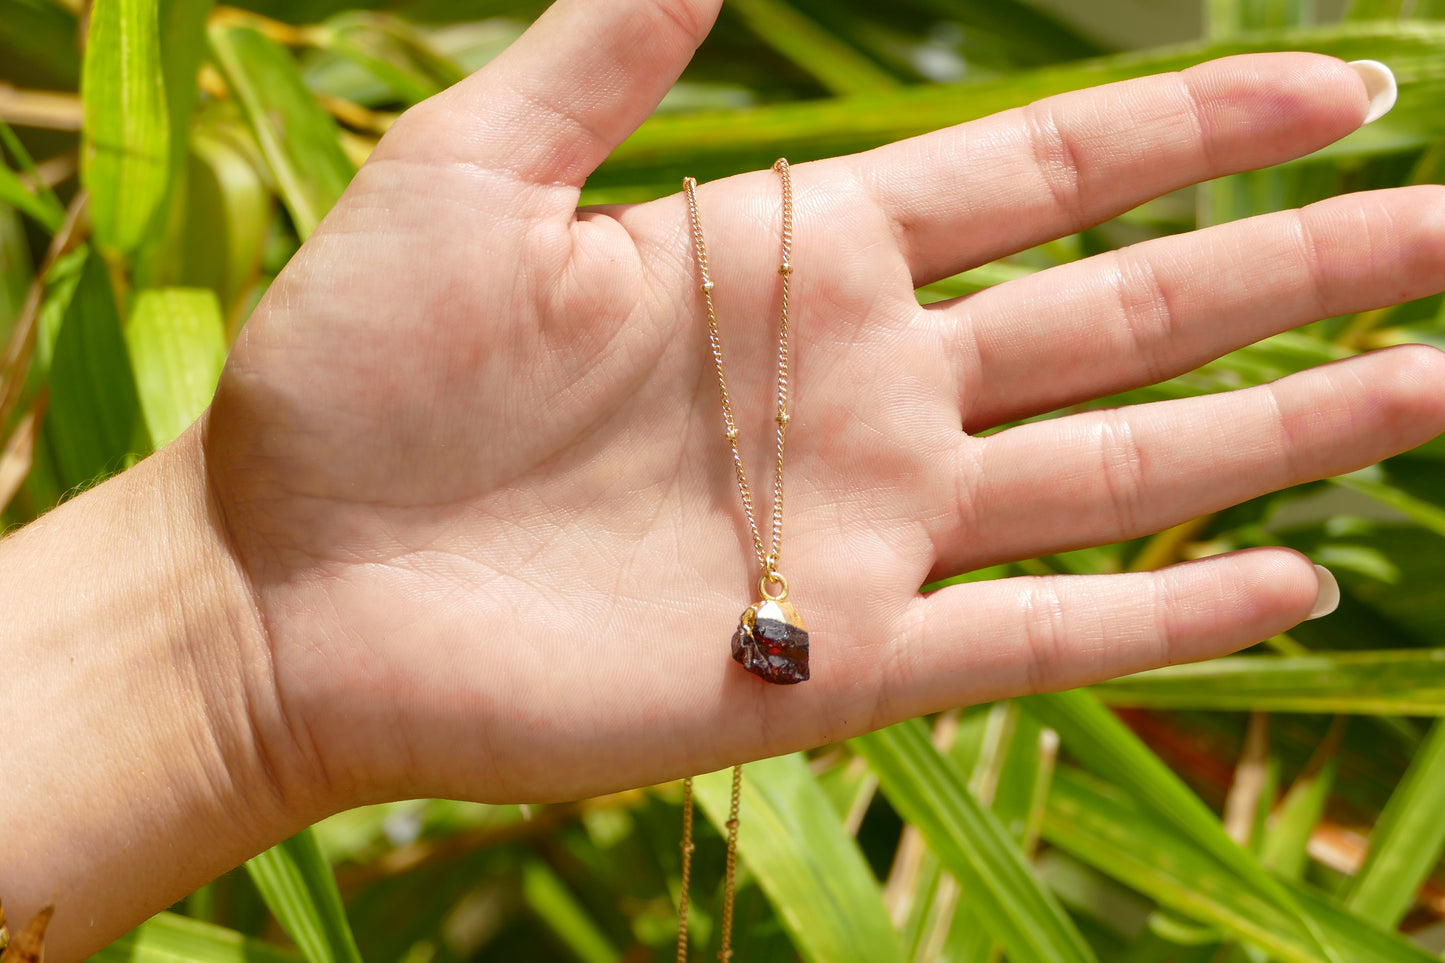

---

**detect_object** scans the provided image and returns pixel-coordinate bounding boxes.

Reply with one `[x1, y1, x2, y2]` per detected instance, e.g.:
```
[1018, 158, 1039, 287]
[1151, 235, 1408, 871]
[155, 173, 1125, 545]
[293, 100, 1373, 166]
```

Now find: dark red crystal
[731, 601, 809, 685]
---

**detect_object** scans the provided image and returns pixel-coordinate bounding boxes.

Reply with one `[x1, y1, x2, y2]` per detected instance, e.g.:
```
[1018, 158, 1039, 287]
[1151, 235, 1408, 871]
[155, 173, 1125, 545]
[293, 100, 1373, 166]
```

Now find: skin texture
[5, 0, 1445, 958]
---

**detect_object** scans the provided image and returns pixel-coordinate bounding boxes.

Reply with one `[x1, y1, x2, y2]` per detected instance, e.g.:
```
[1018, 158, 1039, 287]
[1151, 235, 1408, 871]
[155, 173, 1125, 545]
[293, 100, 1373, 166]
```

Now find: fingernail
[1308, 564, 1340, 620]
[1348, 60, 1397, 124]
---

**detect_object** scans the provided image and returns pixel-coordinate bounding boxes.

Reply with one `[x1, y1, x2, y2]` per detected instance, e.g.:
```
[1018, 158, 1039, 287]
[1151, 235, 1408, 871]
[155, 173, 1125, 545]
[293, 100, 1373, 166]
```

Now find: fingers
[849, 53, 1374, 286]
[400, 0, 720, 188]
[931, 345, 1445, 578]
[883, 549, 1319, 721]
[949, 185, 1445, 431]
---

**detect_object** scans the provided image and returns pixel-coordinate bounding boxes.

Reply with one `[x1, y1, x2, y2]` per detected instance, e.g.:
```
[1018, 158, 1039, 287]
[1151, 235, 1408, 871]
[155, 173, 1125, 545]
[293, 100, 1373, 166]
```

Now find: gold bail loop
[760, 570, 788, 601]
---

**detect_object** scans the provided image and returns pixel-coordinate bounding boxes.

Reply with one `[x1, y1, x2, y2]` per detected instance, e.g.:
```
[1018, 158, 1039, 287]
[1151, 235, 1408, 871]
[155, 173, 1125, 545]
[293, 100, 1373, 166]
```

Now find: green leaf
[906, 0, 1105, 68]
[1261, 720, 1343, 880]
[521, 857, 621, 963]
[940, 708, 1060, 963]
[151, 109, 274, 320]
[158, 0, 216, 173]
[125, 288, 226, 447]
[1342, 719, 1445, 926]
[0, 163, 63, 233]
[726, 0, 902, 96]
[1020, 690, 1342, 962]
[853, 719, 1097, 963]
[599, 22, 1445, 190]
[1095, 649, 1445, 715]
[318, 11, 465, 106]
[244, 828, 364, 963]
[210, 23, 356, 239]
[82, 0, 171, 255]
[87, 912, 303, 963]
[1332, 471, 1445, 540]
[0, 201, 33, 339]
[1045, 767, 1438, 963]
[130, 0, 218, 285]
[38, 247, 149, 489]
[692, 755, 904, 963]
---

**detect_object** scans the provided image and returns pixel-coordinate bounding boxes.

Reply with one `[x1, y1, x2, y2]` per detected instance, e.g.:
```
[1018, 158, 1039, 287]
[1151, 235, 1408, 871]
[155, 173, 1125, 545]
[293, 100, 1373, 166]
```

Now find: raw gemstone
[731, 598, 809, 684]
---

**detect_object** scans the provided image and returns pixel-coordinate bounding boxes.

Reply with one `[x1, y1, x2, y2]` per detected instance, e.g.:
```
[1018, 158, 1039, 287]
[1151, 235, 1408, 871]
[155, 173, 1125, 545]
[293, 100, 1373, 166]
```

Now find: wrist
[0, 420, 325, 962]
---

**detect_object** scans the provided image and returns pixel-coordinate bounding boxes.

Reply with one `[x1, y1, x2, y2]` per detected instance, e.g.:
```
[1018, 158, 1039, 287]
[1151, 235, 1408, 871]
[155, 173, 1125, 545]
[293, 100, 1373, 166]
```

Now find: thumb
[409, 0, 722, 190]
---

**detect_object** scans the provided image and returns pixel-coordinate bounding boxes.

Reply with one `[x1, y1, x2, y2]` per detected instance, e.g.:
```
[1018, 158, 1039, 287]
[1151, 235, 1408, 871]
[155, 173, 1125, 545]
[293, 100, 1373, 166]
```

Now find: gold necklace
[676, 158, 807, 961]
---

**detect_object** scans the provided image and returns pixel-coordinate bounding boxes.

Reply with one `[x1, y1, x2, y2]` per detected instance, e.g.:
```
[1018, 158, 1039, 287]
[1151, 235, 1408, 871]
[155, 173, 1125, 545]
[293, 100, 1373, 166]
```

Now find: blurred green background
[7, 0, 1445, 960]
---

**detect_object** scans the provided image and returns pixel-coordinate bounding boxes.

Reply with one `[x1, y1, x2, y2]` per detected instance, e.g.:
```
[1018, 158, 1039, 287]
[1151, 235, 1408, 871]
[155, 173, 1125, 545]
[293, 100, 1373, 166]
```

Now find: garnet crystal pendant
[731, 598, 810, 684]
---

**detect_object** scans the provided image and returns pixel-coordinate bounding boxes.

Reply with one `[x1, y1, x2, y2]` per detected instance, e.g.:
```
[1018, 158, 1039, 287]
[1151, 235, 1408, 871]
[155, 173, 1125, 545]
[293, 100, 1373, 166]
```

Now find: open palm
[205, 0, 1445, 809]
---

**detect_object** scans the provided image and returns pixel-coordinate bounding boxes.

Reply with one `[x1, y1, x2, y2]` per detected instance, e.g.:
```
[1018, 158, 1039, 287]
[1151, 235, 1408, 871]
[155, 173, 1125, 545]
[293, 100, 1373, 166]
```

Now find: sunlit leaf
[1045, 767, 1437, 963]
[88, 912, 302, 963]
[726, 0, 902, 96]
[1343, 719, 1445, 926]
[209, 23, 355, 238]
[82, 0, 170, 254]
[245, 828, 363, 963]
[600, 22, 1445, 190]
[37, 246, 149, 489]
[521, 858, 620, 963]
[125, 287, 226, 446]
[1096, 649, 1445, 714]
[693, 755, 904, 963]
[854, 719, 1097, 963]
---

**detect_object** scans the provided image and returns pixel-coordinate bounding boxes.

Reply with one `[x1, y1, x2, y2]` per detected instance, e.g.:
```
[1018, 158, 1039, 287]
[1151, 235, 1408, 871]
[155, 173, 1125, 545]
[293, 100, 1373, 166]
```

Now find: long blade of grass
[1341, 719, 1445, 927]
[37, 246, 149, 489]
[155, 111, 273, 323]
[317, 11, 464, 106]
[520, 857, 620, 963]
[0, 164, 62, 232]
[81, 0, 170, 255]
[1261, 718, 1344, 880]
[1094, 649, 1445, 714]
[853, 718, 1097, 963]
[209, 23, 355, 239]
[88, 912, 302, 963]
[125, 287, 226, 447]
[244, 828, 364, 963]
[0, 119, 66, 238]
[1332, 471, 1445, 539]
[1020, 690, 1342, 961]
[726, 0, 901, 96]
[692, 754, 904, 963]
[598, 22, 1445, 190]
[129, 0, 217, 284]
[0, 201, 30, 338]
[1045, 767, 1438, 963]
[941, 710, 1060, 963]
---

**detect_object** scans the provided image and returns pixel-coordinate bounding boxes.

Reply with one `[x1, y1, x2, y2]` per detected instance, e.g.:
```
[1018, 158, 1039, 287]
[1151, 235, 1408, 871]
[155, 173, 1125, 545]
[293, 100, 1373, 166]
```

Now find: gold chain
[682, 158, 795, 595]
[675, 159, 797, 962]
[675, 766, 744, 962]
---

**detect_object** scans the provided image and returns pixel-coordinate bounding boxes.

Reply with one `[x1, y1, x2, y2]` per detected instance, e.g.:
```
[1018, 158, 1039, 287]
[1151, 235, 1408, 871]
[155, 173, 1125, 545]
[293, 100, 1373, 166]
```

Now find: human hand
[203, 0, 1445, 814]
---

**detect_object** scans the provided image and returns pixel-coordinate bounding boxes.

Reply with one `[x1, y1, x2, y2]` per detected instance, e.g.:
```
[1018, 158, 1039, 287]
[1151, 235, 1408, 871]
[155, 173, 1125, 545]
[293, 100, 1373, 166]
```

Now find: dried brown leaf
[0, 903, 52, 963]
[0, 390, 45, 514]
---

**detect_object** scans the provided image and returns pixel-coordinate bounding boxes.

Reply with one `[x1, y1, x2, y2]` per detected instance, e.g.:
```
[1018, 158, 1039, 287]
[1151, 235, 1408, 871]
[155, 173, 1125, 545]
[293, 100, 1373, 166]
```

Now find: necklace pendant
[731, 598, 810, 684]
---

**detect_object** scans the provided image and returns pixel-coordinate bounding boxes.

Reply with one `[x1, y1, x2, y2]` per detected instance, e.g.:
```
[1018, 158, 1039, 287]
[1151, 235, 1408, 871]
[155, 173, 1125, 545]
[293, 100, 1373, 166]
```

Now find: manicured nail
[1308, 564, 1339, 620]
[1348, 60, 1397, 124]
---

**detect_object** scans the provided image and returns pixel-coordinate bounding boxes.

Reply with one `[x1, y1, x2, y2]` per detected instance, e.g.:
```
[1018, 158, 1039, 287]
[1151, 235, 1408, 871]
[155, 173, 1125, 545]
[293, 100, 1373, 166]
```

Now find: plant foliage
[4, 0, 1445, 959]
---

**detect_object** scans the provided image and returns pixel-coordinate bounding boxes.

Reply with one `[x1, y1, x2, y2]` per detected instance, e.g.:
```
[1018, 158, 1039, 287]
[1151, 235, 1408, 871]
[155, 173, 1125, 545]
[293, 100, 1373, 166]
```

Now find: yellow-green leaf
[209, 23, 355, 239]
[693, 755, 904, 963]
[82, 0, 170, 254]
[126, 287, 226, 447]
